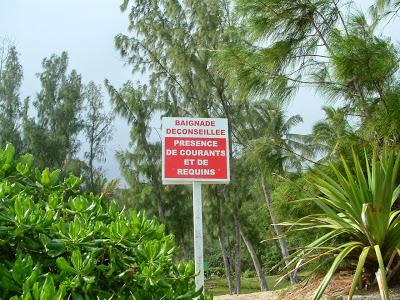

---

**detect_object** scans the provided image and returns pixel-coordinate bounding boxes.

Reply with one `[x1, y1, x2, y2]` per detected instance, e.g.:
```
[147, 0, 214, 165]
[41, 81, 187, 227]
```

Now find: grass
[205, 276, 290, 296]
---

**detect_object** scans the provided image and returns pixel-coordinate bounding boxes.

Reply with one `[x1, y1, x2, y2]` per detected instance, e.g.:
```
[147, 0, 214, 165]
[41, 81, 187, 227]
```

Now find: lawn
[205, 276, 290, 296]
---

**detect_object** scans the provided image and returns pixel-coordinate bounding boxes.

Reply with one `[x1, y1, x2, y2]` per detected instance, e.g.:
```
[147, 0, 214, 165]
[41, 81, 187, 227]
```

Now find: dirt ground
[214, 291, 280, 300]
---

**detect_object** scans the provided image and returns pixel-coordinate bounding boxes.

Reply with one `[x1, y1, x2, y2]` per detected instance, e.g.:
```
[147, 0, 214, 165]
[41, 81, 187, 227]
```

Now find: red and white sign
[162, 117, 230, 184]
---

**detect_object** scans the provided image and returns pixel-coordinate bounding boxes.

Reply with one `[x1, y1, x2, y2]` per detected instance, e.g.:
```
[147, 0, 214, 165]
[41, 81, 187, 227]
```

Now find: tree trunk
[142, 128, 165, 223]
[156, 195, 165, 223]
[217, 192, 234, 295]
[261, 177, 298, 284]
[218, 229, 234, 294]
[89, 142, 94, 189]
[240, 228, 269, 291]
[180, 237, 188, 260]
[233, 212, 242, 294]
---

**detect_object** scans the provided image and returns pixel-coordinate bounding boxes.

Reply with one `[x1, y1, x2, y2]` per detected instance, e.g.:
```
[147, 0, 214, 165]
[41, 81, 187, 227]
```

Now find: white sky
[0, 0, 399, 183]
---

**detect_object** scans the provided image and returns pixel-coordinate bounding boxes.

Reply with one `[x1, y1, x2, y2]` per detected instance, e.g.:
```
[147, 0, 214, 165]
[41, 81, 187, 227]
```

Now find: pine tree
[105, 80, 165, 221]
[83, 81, 113, 193]
[106, 80, 193, 256]
[23, 52, 83, 168]
[220, 0, 400, 145]
[0, 44, 23, 152]
[115, 0, 248, 293]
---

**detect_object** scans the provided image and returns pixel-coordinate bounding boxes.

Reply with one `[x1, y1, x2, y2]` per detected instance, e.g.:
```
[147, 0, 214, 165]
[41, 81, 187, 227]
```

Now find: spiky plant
[287, 147, 400, 299]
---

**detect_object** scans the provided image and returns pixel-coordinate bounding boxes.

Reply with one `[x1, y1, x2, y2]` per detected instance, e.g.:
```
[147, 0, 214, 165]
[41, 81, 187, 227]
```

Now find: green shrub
[0, 144, 202, 299]
[242, 269, 256, 278]
[287, 147, 400, 299]
[207, 267, 225, 278]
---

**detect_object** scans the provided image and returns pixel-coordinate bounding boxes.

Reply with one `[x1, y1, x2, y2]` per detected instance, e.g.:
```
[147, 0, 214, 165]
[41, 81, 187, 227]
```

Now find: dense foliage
[106, 0, 400, 296]
[285, 147, 400, 299]
[2, 0, 400, 297]
[0, 144, 201, 299]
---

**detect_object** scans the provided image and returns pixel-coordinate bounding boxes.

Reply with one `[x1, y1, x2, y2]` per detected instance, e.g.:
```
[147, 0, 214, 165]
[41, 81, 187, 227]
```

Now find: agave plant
[288, 147, 400, 299]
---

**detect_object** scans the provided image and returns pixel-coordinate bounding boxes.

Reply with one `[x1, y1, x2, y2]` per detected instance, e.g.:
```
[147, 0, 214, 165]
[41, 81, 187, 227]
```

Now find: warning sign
[162, 117, 230, 184]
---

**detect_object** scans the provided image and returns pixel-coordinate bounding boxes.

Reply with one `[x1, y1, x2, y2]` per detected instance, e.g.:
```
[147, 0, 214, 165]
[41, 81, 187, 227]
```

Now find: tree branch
[332, 0, 349, 36]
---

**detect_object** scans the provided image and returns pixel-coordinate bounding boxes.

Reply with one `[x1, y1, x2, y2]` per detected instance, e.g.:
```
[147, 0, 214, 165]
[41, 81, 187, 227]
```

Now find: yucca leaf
[273, 231, 345, 272]
[374, 245, 390, 300]
[391, 149, 400, 187]
[389, 211, 400, 225]
[348, 246, 370, 300]
[391, 185, 400, 206]
[386, 225, 400, 255]
[340, 154, 365, 213]
[313, 243, 360, 300]
[353, 149, 370, 204]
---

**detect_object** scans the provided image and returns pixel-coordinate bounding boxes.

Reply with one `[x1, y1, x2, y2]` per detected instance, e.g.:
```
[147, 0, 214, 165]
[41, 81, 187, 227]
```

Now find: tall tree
[229, 160, 269, 291]
[310, 106, 356, 160]
[115, 0, 248, 293]
[204, 186, 235, 294]
[221, 0, 400, 145]
[114, 0, 300, 293]
[83, 81, 113, 193]
[374, 0, 400, 18]
[243, 99, 310, 284]
[23, 52, 83, 168]
[0, 44, 23, 152]
[106, 81, 165, 221]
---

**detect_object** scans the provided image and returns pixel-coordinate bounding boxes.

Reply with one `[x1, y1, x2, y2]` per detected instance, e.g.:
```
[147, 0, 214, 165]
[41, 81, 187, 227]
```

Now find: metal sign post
[161, 117, 230, 295]
[192, 182, 204, 291]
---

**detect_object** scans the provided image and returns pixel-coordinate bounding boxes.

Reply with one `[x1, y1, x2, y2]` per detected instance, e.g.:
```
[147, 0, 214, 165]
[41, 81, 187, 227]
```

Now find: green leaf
[12, 254, 34, 285]
[176, 287, 203, 299]
[71, 250, 83, 270]
[49, 170, 61, 185]
[39, 234, 66, 257]
[348, 247, 370, 300]
[374, 245, 390, 300]
[16, 153, 34, 176]
[54, 284, 66, 300]
[56, 257, 76, 274]
[32, 282, 40, 300]
[313, 243, 359, 300]
[40, 169, 51, 187]
[40, 275, 55, 300]
[4, 143, 15, 165]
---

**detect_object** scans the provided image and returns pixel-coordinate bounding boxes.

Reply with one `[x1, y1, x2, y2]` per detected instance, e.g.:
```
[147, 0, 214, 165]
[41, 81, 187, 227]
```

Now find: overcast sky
[0, 0, 399, 185]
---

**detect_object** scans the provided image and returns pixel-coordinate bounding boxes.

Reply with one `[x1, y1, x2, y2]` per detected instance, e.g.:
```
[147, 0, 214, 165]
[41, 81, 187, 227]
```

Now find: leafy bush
[288, 147, 400, 299]
[0, 144, 202, 299]
[242, 269, 256, 279]
[207, 267, 225, 278]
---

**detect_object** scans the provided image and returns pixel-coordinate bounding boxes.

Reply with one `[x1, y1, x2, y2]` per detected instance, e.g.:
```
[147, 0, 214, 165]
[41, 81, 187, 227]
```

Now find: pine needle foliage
[0, 45, 23, 153]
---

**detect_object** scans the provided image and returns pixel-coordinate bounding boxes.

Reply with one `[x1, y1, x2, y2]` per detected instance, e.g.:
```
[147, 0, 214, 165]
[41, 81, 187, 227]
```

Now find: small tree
[0, 43, 23, 152]
[83, 81, 113, 193]
[23, 52, 83, 169]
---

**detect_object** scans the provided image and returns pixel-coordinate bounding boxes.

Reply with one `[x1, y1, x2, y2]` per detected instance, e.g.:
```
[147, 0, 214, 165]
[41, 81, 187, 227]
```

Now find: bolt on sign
[162, 117, 230, 184]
